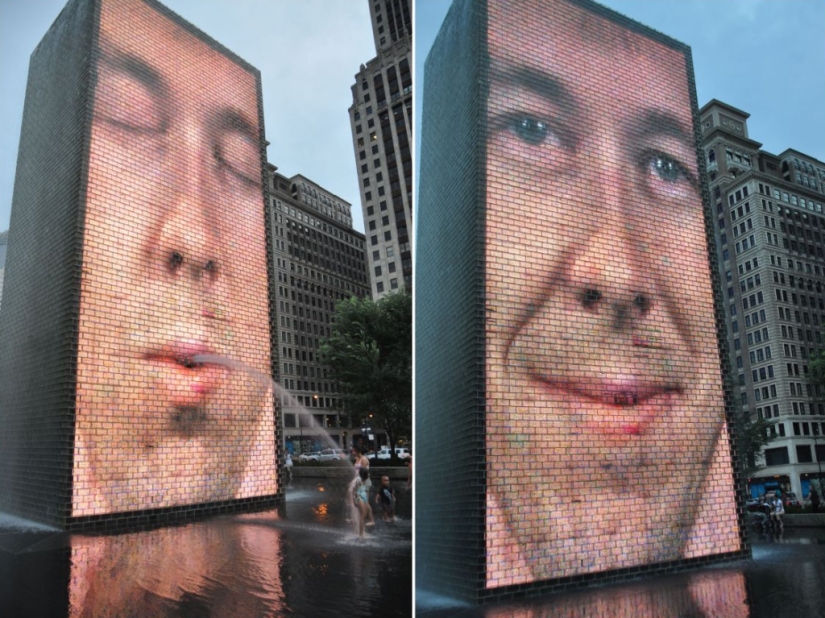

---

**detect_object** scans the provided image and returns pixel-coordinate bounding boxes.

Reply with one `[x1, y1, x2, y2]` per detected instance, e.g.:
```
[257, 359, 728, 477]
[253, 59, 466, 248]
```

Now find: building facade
[348, 0, 412, 299]
[701, 100, 825, 501]
[267, 165, 370, 455]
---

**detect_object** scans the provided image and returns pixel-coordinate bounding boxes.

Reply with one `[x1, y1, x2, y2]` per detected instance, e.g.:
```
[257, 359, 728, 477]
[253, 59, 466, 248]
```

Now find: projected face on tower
[72, 0, 275, 516]
[483, 0, 739, 586]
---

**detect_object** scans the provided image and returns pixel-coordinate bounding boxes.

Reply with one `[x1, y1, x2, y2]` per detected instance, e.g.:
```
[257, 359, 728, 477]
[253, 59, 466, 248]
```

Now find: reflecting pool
[1, 478, 412, 617]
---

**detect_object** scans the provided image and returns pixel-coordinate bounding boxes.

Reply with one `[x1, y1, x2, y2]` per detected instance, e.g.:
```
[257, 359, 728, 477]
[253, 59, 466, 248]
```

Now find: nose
[153, 120, 221, 291]
[567, 141, 655, 331]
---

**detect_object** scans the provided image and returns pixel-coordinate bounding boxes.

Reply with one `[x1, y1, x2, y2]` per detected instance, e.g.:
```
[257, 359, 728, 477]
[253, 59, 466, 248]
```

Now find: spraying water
[194, 353, 362, 534]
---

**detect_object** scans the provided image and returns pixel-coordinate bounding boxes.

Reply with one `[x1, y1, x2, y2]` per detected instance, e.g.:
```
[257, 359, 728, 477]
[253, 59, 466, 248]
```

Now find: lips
[532, 374, 683, 435]
[143, 342, 226, 408]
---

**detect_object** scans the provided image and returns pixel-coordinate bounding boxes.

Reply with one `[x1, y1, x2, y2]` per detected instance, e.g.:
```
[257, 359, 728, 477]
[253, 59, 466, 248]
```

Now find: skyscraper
[348, 0, 412, 299]
[266, 164, 370, 455]
[701, 100, 825, 501]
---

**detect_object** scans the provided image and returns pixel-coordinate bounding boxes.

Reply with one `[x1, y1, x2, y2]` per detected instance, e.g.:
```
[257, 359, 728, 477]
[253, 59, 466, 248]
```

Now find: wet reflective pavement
[0, 478, 412, 617]
[417, 528, 825, 618]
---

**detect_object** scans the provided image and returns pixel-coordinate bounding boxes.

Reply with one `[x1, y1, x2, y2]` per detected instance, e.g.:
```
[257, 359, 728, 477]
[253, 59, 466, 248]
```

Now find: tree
[735, 412, 776, 481]
[320, 291, 411, 457]
[809, 344, 825, 495]
[725, 373, 774, 482]
[809, 345, 825, 394]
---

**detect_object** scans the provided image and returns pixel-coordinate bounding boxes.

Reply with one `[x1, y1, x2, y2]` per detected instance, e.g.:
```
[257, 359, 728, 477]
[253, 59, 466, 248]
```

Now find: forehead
[97, 0, 257, 108]
[487, 0, 691, 114]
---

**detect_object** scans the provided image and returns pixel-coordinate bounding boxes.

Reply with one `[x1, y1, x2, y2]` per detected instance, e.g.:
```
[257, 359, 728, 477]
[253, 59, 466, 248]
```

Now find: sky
[0, 0, 376, 234]
[415, 0, 825, 191]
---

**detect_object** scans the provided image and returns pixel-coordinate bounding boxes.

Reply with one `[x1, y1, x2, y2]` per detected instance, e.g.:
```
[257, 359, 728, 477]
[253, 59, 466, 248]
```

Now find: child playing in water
[352, 468, 371, 537]
[375, 475, 397, 522]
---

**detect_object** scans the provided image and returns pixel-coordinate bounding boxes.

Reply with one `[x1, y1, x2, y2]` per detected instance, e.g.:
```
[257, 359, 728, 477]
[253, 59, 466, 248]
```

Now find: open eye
[650, 153, 682, 182]
[644, 151, 697, 191]
[514, 117, 551, 145]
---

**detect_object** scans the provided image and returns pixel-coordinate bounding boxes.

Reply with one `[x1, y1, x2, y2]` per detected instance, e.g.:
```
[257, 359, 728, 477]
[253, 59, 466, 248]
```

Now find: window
[765, 447, 789, 466]
[376, 281, 384, 293]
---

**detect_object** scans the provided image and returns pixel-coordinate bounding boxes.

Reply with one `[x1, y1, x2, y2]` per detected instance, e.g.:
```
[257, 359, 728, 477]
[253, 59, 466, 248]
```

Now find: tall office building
[701, 100, 825, 500]
[266, 164, 370, 455]
[348, 0, 412, 299]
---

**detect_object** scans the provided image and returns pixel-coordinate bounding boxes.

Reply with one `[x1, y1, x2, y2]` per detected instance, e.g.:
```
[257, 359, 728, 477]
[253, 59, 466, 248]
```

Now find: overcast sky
[416, 0, 825, 193]
[0, 0, 376, 234]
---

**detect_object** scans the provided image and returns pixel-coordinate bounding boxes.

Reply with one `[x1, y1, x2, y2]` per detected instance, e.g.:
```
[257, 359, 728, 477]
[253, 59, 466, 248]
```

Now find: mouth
[144, 342, 211, 367]
[143, 342, 227, 407]
[532, 375, 683, 435]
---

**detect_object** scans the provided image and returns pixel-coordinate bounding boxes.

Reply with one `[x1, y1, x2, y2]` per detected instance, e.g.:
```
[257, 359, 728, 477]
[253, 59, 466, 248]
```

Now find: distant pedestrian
[284, 453, 293, 484]
[811, 488, 820, 514]
[771, 491, 785, 532]
[375, 475, 397, 522]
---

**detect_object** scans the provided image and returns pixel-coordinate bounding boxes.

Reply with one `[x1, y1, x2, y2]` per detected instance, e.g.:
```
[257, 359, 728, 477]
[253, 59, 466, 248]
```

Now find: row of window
[283, 411, 344, 428]
[744, 326, 770, 346]
[744, 309, 766, 328]
[728, 185, 750, 206]
[760, 182, 823, 214]
[735, 234, 756, 255]
[764, 443, 825, 467]
[781, 325, 824, 345]
[273, 200, 361, 249]
[751, 363, 774, 383]
[375, 278, 400, 294]
[774, 288, 825, 312]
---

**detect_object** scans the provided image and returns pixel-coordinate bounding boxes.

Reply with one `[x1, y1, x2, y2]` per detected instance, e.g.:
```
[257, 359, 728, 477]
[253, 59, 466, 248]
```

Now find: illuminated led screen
[72, 0, 275, 516]
[483, 0, 740, 587]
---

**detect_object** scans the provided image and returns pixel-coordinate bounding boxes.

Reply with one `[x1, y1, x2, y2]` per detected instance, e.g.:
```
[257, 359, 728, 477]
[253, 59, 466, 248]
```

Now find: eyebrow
[215, 109, 258, 140]
[633, 109, 694, 147]
[489, 63, 578, 113]
[100, 49, 167, 99]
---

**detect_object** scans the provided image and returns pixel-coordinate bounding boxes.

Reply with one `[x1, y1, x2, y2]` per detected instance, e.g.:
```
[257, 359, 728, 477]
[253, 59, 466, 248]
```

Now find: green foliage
[320, 291, 411, 453]
[810, 346, 825, 391]
[736, 412, 775, 480]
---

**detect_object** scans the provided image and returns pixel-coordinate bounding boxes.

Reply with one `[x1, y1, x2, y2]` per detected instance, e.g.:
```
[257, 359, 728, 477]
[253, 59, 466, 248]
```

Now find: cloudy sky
[416, 0, 825, 184]
[0, 0, 376, 234]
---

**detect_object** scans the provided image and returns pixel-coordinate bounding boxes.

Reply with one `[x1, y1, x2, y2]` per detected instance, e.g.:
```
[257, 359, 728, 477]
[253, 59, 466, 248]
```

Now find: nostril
[203, 260, 218, 279]
[169, 251, 184, 271]
[581, 289, 602, 309]
[633, 293, 651, 314]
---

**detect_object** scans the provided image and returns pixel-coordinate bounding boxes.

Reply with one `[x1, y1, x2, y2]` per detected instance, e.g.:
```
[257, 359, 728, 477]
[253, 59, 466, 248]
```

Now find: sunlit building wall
[701, 100, 825, 501]
[266, 164, 370, 454]
[348, 0, 412, 299]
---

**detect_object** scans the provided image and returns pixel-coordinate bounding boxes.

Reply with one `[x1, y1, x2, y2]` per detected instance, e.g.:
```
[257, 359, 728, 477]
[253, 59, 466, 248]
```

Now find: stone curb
[783, 513, 825, 527]
[290, 466, 409, 480]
